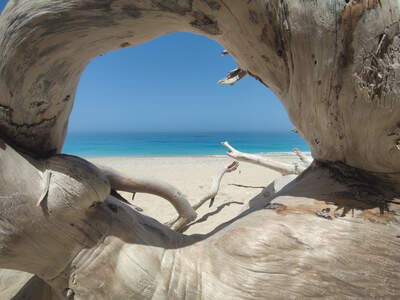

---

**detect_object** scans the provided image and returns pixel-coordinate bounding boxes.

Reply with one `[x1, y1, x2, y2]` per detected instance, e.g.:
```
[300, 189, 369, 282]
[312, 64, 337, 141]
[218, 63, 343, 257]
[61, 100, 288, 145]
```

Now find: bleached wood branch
[218, 68, 248, 85]
[97, 165, 197, 229]
[293, 148, 313, 166]
[98, 162, 238, 232]
[166, 161, 239, 232]
[221, 141, 305, 175]
[194, 161, 239, 210]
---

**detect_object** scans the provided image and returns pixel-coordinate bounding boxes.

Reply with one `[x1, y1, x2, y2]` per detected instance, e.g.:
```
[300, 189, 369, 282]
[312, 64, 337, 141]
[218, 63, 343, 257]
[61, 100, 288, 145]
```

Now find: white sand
[87, 155, 302, 234]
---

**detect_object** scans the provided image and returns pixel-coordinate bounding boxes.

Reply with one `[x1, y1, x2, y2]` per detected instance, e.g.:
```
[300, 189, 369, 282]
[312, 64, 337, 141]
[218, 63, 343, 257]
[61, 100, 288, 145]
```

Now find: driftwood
[98, 164, 198, 231]
[217, 68, 248, 85]
[0, 1, 400, 299]
[166, 161, 239, 231]
[97, 162, 238, 232]
[98, 161, 238, 232]
[221, 141, 309, 175]
[221, 141, 312, 206]
[292, 148, 313, 166]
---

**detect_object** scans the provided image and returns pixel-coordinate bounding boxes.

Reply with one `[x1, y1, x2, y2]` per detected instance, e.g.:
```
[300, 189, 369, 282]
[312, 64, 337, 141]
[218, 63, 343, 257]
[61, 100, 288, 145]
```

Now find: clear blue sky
[0, 1, 294, 133]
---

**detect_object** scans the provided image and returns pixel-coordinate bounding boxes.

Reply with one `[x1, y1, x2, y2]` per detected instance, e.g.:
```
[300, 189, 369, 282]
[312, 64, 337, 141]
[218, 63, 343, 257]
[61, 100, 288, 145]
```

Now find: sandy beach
[88, 154, 303, 234]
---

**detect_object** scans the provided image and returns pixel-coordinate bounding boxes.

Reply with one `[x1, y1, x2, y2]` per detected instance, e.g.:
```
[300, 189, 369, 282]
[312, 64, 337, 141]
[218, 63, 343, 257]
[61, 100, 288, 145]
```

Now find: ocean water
[62, 132, 310, 157]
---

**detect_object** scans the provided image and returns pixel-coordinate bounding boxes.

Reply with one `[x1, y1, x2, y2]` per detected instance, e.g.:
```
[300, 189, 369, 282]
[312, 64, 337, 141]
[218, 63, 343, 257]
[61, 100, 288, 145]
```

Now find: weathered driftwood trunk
[0, 1, 400, 299]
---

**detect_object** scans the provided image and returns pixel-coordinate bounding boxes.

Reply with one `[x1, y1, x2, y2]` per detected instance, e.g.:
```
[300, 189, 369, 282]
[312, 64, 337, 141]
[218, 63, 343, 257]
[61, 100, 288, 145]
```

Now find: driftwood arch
[0, 1, 400, 299]
[0, 0, 291, 156]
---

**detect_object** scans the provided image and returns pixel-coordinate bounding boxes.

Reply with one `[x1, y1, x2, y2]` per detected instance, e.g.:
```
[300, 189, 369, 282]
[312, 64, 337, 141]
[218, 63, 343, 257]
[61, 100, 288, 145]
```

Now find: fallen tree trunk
[1, 0, 400, 299]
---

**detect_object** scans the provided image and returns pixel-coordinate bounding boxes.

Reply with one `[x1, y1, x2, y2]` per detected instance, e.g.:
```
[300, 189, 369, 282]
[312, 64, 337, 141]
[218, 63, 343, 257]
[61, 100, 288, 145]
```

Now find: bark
[0, 1, 400, 299]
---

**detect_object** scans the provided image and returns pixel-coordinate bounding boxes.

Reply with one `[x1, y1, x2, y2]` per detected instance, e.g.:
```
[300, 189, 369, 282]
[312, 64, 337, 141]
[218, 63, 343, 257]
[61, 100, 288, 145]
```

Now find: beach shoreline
[88, 154, 305, 234]
[63, 131, 310, 158]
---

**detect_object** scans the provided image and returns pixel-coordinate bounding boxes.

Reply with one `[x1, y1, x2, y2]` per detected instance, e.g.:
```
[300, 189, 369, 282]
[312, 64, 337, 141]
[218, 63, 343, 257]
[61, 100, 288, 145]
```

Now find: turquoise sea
[62, 132, 310, 157]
